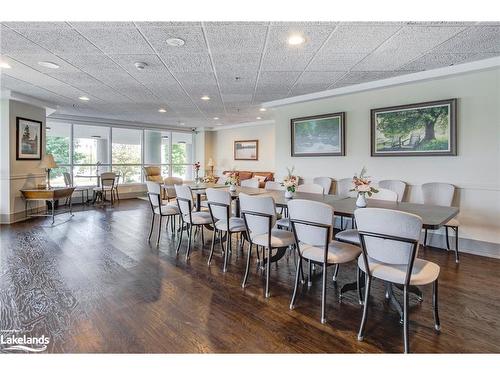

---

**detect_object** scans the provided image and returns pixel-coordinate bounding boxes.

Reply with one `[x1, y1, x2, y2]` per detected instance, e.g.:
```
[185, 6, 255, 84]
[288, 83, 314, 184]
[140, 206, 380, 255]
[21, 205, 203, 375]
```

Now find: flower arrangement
[225, 172, 239, 186]
[282, 167, 298, 196]
[350, 167, 378, 197]
[193, 161, 201, 182]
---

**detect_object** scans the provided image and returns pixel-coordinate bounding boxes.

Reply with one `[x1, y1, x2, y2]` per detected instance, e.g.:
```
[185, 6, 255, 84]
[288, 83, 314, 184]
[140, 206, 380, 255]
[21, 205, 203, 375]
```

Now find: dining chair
[175, 184, 212, 260]
[63, 172, 89, 205]
[335, 187, 398, 246]
[336, 177, 356, 229]
[288, 199, 361, 323]
[355, 208, 441, 353]
[93, 172, 117, 205]
[264, 181, 284, 191]
[421, 182, 460, 263]
[240, 177, 260, 188]
[313, 177, 332, 195]
[240, 193, 295, 298]
[113, 173, 120, 201]
[206, 188, 246, 272]
[146, 181, 179, 245]
[379, 179, 407, 202]
[297, 183, 324, 194]
[163, 176, 183, 202]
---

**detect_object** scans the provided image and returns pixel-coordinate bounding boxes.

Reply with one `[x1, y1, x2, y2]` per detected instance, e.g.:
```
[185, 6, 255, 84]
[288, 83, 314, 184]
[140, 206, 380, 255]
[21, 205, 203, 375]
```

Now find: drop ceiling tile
[59, 54, 122, 71]
[205, 25, 268, 53]
[45, 71, 104, 88]
[307, 53, 366, 71]
[175, 71, 217, 86]
[290, 71, 346, 94]
[7, 53, 81, 73]
[261, 51, 314, 71]
[290, 84, 331, 96]
[137, 25, 207, 54]
[69, 22, 136, 28]
[266, 25, 335, 54]
[432, 26, 500, 53]
[0, 27, 47, 55]
[399, 53, 476, 71]
[331, 71, 402, 87]
[221, 93, 253, 104]
[73, 27, 155, 54]
[323, 25, 401, 53]
[3, 22, 71, 29]
[136, 22, 202, 27]
[160, 53, 212, 72]
[211, 53, 261, 73]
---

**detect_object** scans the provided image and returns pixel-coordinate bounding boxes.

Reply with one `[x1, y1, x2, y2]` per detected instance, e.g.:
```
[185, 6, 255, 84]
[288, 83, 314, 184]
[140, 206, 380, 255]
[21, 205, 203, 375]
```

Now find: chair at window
[93, 172, 117, 205]
[113, 173, 120, 201]
[240, 177, 260, 188]
[379, 179, 407, 202]
[63, 172, 89, 205]
[175, 184, 212, 260]
[297, 183, 324, 194]
[206, 188, 246, 272]
[421, 182, 460, 263]
[355, 208, 441, 353]
[335, 188, 398, 246]
[146, 181, 179, 246]
[143, 166, 163, 182]
[313, 177, 332, 195]
[240, 193, 295, 298]
[163, 177, 182, 203]
[288, 199, 361, 323]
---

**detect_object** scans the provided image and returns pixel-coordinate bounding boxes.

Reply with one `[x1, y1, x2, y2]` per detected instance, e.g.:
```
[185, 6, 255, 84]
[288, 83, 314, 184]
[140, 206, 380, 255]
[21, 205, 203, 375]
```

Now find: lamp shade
[207, 158, 214, 167]
[39, 154, 58, 169]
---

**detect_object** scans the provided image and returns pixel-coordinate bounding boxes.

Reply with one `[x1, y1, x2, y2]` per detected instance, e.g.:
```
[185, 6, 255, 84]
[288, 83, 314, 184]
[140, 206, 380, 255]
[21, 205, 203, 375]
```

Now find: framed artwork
[371, 98, 457, 157]
[16, 117, 42, 160]
[234, 140, 258, 160]
[291, 112, 345, 157]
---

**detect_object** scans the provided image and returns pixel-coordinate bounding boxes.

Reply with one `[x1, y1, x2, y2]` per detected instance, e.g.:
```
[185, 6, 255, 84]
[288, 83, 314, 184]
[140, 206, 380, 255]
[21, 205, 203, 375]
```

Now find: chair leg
[265, 247, 271, 298]
[332, 264, 339, 282]
[445, 226, 450, 250]
[321, 262, 327, 324]
[242, 242, 253, 288]
[201, 225, 205, 248]
[424, 229, 428, 246]
[454, 227, 460, 263]
[308, 260, 313, 287]
[156, 216, 162, 246]
[357, 267, 364, 305]
[403, 285, 410, 354]
[186, 225, 193, 260]
[148, 214, 155, 241]
[223, 232, 230, 272]
[358, 274, 371, 341]
[433, 280, 441, 331]
[176, 223, 184, 254]
[290, 258, 302, 309]
[208, 229, 217, 266]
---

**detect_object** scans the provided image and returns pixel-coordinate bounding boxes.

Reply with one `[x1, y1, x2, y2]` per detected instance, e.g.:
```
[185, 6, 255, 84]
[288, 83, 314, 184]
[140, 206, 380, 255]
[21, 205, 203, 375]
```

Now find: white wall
[272, 68, 500, 255]
[210, 123, 276, 174]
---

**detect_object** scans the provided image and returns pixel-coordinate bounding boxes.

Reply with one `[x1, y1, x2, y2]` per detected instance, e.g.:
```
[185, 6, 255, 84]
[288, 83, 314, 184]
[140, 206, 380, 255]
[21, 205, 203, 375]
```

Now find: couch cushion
[238, 171, 254, 181]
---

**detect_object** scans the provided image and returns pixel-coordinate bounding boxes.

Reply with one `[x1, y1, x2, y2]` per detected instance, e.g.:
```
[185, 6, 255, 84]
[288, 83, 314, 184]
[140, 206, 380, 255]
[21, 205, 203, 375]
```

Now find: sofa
[218, 170, 274, 188]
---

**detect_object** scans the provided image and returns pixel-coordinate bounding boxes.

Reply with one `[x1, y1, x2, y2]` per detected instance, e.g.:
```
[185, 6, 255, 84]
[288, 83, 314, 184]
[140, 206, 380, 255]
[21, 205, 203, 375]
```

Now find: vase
[356, 193, 367, 208]
[229, 184, 236, 192]
[285, 190, 294, 199]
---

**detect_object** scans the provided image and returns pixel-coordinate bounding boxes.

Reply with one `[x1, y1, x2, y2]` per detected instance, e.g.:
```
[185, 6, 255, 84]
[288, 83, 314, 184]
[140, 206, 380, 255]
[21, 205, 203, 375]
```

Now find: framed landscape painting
[371, 99, 457, 157]
[234, 140, 258, 160]
[16, 117, 42, 160]
[291, 112, 345, 157]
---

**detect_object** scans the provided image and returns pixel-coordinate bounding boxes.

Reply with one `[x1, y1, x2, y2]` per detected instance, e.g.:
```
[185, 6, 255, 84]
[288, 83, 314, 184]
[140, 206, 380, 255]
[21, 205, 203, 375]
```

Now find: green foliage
[415, 138, 449, 151]
[171, 143, 187, 175]
[46, 136, 85, 178]
[112, 144, 141, 182]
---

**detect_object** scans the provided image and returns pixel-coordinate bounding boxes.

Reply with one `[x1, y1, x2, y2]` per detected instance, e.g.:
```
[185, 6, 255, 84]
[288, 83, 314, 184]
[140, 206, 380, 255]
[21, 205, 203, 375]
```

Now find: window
[46, 121, 193, 186]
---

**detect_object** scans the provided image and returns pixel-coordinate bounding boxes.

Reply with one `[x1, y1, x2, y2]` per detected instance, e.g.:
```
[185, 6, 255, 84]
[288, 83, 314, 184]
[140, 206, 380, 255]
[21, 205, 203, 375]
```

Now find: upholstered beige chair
[143, 166, 163, 182]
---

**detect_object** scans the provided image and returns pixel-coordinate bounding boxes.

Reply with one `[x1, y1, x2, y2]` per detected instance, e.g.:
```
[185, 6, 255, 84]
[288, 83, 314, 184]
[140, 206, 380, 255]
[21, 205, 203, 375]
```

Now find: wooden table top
[20, 187, 75, 200]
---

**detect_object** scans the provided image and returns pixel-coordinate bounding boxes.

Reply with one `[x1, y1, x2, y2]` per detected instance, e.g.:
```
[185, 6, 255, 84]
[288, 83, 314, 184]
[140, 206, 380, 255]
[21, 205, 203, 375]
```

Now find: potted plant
[282, 167, 298, 199]
[351, 167, 378, 207]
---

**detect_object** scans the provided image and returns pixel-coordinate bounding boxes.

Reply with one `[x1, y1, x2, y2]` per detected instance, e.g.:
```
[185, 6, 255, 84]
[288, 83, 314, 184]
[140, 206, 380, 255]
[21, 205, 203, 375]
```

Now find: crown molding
[263, 56, 500, 108]
[204, 119, 275, 131]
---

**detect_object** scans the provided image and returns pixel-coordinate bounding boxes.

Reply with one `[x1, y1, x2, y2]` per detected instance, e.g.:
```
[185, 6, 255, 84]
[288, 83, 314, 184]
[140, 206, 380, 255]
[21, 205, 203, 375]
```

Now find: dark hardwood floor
[1, 199, 499, 353]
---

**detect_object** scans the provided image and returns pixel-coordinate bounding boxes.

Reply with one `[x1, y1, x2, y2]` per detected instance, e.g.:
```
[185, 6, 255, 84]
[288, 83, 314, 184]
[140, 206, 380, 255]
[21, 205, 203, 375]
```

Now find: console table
[20, 187, 75, 224]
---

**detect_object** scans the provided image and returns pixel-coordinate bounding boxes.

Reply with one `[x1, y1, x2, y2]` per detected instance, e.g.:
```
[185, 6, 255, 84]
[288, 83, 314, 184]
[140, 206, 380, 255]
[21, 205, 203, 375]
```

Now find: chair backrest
[217, 175, 228, 185]
[297, 183, 324, 195]
[313, 177, 332, 195]
[206, 188, 232, 221]
[265, 180, 284, 191]
[145, 181, 162, 207]
[174, 184, 193, 216]
[164, 177, 182, 199]
[143, 166, 162, 182]
[370, 187, 398, 202]
[421, 182, 455, 207]
[101, 172, 116, 187]
[288, 199, 333, 247]
[378, 180, 407, 202]
[240, 177, 260, 188]
[239, 193, 277, 236]
[355, 208, 422, 265]
[63, 172, 72, 187]
[336, 177, 354, 196]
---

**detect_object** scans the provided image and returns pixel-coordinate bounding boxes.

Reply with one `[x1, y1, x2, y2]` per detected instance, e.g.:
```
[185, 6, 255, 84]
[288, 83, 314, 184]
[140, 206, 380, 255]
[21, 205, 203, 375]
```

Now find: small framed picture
[371, 99, 457, 157]
[291, 112, 346, 157]
[16, 117, 42, 160]
[234, 140, 258, 160]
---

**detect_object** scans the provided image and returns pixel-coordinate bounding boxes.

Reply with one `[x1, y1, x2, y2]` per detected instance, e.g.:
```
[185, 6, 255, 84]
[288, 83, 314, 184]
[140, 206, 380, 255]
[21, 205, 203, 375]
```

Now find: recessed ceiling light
[201, 95, 210, 101]
[288, 34, 305, 45]
[0, 61, 11, 69]
[158, 108, 167, 113]
[166, 38, 185, 47]
[79, 96, 90, 101]
[38, 61, 60, 69]
[259, 108, 267, 112]
[256, 117, 262, 120]
[213, 117, 219, 120]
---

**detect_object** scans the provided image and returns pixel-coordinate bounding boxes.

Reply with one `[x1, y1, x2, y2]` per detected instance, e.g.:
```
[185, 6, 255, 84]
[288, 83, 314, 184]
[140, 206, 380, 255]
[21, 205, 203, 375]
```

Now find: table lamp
[39, 154, 58, 189]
